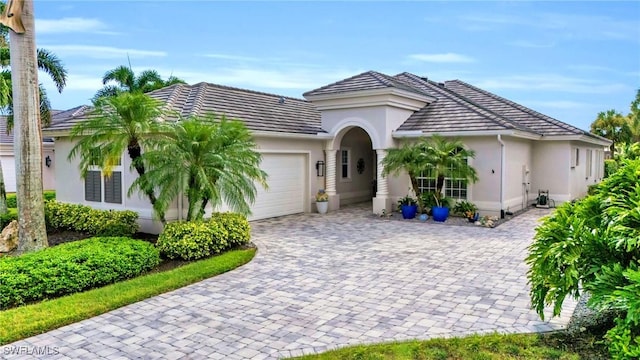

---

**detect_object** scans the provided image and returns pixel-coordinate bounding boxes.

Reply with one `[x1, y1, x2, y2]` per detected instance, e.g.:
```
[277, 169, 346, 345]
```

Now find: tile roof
[1, 113, 69, 144]
[47, 84, 323, 135]
[393, 73, 533, 133]
[152, 83, 323, 134]
[442, 80, 593, 137]
[303, 70, 432, 98]
[45, 105, 93, 132]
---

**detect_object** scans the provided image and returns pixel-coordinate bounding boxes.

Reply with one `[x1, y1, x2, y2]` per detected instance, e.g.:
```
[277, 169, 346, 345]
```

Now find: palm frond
[36, 48, 67, 93]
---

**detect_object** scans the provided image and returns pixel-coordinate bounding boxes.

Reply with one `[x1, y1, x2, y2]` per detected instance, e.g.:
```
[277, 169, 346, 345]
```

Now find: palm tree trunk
[436, 175, 445, 197]
[9, 0, 48, 253]
[408, 174, 422, 212]
[127, 141, 166, 223]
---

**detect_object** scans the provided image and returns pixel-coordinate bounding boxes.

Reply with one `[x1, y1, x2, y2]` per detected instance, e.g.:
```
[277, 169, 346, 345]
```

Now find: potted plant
[453, 200, 479, 222]
[431, 193, 453, 222]
[420, 191, 438, 215]
[398, 195, 418, 219]
[315, 189, 329, 214]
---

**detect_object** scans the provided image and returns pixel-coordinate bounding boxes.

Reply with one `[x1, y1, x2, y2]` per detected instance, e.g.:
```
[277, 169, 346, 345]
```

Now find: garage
[248, 153, 306, 220]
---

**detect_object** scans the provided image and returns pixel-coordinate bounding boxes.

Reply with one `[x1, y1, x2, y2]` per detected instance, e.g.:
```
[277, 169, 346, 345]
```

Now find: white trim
[328, 118, 382, 150]
[393, 129, 542, 140]
[541, 134, 612, 146]
[305, 87, 436, 104]
[339, 148, 351, 182]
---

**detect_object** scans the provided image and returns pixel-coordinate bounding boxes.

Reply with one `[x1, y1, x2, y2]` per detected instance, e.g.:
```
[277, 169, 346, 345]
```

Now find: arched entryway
[335, 127, 374, 205]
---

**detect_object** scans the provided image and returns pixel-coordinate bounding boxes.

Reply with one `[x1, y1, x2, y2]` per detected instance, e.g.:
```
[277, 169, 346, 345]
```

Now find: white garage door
[249, 153, 306, 220]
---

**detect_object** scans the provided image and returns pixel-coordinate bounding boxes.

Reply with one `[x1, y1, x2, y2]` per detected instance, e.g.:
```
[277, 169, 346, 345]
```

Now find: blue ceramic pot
[401, 205, 418, 219]
[431, 206, 449, 222]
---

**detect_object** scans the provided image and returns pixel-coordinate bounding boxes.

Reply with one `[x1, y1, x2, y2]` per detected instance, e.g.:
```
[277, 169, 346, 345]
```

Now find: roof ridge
[188, 83, 207, 118]
[189, 81, 310, 102]
[303, 70, 382, 97]
[398, 73, 531, 133]
[446, 79, 583, 135]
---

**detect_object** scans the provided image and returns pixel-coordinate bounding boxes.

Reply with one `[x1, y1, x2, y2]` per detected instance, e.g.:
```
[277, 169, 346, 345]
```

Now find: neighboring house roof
[151, 82, 323, 135]
[45, 105, 93, 132]
[303, 70, 432, 99]
[0, 114, 64, 144]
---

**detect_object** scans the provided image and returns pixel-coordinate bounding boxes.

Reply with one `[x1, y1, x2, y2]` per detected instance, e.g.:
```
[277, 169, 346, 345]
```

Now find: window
[571, 148, 580, 168]
[340, 149, 350, 180]
[586, 149, 593, 178]
[84, 154, 123, 204]
[417, 161, 469, 200]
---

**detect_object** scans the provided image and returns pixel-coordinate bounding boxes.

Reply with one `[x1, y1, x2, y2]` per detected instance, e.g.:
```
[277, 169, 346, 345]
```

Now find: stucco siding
[503, 137, 534, 213]
[569, 141, 607, 199]
[0, 143, 55, 193]
[531, 141, 571, 203]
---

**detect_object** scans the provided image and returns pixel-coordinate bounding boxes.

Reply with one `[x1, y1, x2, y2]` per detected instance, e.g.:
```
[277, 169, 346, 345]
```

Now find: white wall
[531, 141, 571, 204]
[336, 127, 374, 204]
[0, 143, 55, 193]
[569, 141, 607, 199]
[503, 137, 534, 213]
[56, 135, 326, 234]
[386, 136, 502, 215]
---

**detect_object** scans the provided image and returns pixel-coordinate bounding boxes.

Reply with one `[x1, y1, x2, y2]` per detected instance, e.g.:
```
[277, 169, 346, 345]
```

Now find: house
[0, 115, 57, 193]
[45, 71, 611, 233]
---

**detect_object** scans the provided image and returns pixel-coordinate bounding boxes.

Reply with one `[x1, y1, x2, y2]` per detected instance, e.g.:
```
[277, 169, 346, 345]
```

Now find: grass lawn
[290, 331, 607, 360]
[0, 248, 255, 345]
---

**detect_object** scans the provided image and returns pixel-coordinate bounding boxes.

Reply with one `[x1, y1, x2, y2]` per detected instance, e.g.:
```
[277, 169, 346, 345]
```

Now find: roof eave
[393, 129, 541, 140]
[541, 134, 613, 146]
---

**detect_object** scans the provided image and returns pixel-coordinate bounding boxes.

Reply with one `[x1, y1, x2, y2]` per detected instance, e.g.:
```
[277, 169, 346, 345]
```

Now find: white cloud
[407, 53, 475, 63]
[40, 72, 102, 92]
[42, 45, 167, 59]
[36, 18, 112, 34]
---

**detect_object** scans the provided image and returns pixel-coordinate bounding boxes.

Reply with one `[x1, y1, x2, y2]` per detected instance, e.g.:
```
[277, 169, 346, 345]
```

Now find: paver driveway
[6, 204, 577, 359]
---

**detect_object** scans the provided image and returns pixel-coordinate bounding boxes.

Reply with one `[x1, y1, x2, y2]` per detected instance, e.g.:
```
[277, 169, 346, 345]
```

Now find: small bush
[210, 212, 251, 247]
[0, 208, 17, 228]
[157, 221, 228, 260]
[452, 200, 478, 216]
[0, 237, 160, 309]
[44, 201, 138, 236]
[6, 191, 55, 209]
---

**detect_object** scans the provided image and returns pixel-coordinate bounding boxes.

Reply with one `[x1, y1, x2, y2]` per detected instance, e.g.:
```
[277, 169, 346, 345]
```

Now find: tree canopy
[93, 65, 185, 100]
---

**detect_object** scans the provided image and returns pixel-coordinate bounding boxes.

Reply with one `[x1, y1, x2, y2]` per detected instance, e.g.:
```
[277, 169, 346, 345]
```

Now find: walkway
[6, 205, 576, 359]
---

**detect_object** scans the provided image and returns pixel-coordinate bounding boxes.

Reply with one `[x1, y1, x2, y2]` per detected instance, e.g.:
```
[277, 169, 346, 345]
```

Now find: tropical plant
[130, 114, 268, 221]
[453, 200, 478, 217]
[527, 158, 640, 358]
[68, 92, 165, 220]
[590, 109, 632, 154]
[315, 189, 329, 202]
[398, 195, 417, 206]
[382, 135, 478, 212]
[628, 89, 640, 142]
[93, 64, 185, 100]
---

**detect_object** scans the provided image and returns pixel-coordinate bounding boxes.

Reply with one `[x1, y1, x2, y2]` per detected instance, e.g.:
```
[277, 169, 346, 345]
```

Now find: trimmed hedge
[157, 221, 228, 260]
[0, 208, 17, 228]
[0, 237, 160, 310]
[44, 201, 138, 236]
[6, 191, 56, 209]
[210, 212, 251, 247]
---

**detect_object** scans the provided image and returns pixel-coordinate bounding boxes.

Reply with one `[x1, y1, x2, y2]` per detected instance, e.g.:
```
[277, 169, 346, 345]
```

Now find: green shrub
[210, 212, 251, 247]
[44, 201, 138, 236]
[605, 159, 619, 178]
[452, 200, 478, 216]
[157, 221, 228, 260]
[0, 237, 160, 309]
[527, 158, 640, 358]
[0, 208, 17, 228]
[6, 191, 55, 209]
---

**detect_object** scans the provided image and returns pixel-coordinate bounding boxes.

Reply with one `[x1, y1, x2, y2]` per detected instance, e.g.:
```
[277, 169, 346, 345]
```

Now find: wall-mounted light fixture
[45, 155, 52, 168]
[315, 160, 325, 177]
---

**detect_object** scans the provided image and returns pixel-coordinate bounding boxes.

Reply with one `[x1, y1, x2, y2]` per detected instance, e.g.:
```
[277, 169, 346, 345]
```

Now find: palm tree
[382, 135, 478, 211]
[93, 65, 185, 100]
[8, 0, 48, 253]
[68, 92, 166, 220]
[590, 109, 632, 154]
[0, 35, 67, 214]
[131, 115, 268, 221]
[628, 89, 640, 143]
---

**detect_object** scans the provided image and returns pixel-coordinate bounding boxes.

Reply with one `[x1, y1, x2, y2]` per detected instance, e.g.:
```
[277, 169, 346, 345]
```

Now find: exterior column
[373, 149, 391, 214]
[324, 149, 340, 211]
[324, 149, 337, 195]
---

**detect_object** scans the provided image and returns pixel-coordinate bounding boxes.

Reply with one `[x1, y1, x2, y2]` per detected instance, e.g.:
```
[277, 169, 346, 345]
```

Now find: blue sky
[34, 1, 640, 131]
